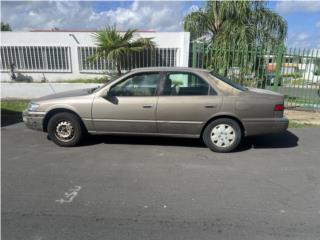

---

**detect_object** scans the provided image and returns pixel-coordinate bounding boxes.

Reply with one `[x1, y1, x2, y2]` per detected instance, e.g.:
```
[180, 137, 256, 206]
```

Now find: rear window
[209, 71, 247, 91]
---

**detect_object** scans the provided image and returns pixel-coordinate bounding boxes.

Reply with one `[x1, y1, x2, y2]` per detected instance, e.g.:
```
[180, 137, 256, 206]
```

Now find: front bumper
[22, 110, 45, 131]
[243, 117, 289, 136]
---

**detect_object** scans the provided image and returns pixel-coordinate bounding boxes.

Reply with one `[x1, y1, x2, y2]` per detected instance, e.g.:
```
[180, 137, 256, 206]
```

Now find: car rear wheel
[202, 118, 242, 153]
[47, 112, 84, 147]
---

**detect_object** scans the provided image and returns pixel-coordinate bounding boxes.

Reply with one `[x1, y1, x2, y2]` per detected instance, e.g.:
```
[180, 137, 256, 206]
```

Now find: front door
[156, 72, 222, 136]
[92, 72, 162, 133]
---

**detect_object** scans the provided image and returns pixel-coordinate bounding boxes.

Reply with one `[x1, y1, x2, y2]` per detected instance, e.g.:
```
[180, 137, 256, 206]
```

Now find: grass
[1, 100, 29, 113]
[63, 77, 109, 84]
[289, 78, 305, 86]
[285, 96, 320, 108]
[289, 121, 320, 128]
[1, 100, 29, 126]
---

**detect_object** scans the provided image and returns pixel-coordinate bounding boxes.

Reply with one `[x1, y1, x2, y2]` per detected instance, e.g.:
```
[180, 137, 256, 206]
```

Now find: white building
[0, 30, 190, 82]
[266, 50, 320, 83]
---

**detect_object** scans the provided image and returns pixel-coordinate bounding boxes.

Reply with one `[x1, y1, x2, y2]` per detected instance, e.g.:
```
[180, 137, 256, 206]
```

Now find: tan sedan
[23, 67, 288, 152]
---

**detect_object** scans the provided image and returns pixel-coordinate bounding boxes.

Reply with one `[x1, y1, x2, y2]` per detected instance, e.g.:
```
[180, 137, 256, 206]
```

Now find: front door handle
[142, 105, 153, 108]
[204, 105, 216, 108]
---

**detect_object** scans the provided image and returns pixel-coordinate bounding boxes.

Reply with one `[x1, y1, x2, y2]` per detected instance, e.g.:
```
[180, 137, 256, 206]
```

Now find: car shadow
[80, 130, 299, 151]
[81, 134, 206, 148]
[1, 109, 23, 127]
[236, 130, 299, 152]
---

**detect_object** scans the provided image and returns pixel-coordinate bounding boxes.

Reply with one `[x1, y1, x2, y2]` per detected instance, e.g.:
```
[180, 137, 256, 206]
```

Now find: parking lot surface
[2, 123, 320, 240]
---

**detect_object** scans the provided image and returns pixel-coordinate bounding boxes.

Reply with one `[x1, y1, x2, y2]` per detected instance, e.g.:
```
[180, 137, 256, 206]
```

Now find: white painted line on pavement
[56, 185, 82, 204]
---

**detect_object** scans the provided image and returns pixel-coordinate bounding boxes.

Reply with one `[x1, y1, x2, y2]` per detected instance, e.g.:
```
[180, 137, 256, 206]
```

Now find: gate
[190, 43, 320, 110]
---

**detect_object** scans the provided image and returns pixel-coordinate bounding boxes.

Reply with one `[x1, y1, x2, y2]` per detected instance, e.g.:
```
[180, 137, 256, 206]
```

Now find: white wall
[304, 63, 320, 83]
[0, 31, 190, 82]
[1, 82, 103, 99]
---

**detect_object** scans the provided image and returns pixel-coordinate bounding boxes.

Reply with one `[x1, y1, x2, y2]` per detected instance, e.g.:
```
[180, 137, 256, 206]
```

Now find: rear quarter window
[210, 71, 247, 91]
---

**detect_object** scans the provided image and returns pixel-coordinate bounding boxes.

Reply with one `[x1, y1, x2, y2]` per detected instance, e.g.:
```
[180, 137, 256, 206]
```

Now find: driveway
[2, 123, 320, 240]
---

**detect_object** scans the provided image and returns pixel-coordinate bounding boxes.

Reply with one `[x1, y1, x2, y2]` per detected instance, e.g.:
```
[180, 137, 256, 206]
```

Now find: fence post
[192, 42, 198, 68]
[274, 44, 284, 91]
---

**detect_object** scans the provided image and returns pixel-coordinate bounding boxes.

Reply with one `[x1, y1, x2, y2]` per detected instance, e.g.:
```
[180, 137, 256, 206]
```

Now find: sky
[1, 0, 320, 49]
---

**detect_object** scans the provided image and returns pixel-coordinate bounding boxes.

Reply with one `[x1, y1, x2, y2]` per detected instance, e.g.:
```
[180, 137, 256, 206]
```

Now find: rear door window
[161, 72, 214, 96]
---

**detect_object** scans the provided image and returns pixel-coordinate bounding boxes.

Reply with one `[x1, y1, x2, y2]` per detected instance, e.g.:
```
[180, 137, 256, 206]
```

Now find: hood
[34, 88, 94, 102]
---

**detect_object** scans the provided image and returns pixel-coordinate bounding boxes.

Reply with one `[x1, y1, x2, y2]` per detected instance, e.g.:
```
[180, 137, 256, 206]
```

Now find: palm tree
[184, 1, 287, 48]
[184, 1, 287, 81]
[91, 26, 155, 75]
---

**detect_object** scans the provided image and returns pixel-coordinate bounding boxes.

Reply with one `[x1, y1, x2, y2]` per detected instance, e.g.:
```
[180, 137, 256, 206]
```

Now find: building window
[78, 47, 178, 73]
[0, 46, 71, 72]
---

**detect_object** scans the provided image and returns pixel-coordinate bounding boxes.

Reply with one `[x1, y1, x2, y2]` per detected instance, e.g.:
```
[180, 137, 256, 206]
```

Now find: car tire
[202, 118, 242, 153]
[47, 112, 84, 147]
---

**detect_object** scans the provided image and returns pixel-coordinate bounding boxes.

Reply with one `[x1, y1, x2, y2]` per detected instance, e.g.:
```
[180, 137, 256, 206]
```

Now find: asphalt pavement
[2, 123, 320, 240]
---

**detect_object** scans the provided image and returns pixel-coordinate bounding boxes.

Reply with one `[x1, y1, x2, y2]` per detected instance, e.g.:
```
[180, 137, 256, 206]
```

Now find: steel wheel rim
[210, 124, 236, 148]
[55, 121, 75, 142]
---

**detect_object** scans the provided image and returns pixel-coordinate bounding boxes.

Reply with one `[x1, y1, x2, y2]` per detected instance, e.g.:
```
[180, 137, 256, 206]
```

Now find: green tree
[1, 22, 12, 31]
[91, 26, 155, 75]
[184, 1, 287, 83]
[184, 1, 287, 48]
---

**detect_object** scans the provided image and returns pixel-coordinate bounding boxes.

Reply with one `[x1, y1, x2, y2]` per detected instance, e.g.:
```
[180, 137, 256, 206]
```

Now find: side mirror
[106, 89, 116, 98]
[104, 88, 119, 104]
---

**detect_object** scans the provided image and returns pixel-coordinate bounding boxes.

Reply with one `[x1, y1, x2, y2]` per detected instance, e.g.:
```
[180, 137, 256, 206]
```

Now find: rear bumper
[22, 110, 45, 131]
[243, 117, 289, 136]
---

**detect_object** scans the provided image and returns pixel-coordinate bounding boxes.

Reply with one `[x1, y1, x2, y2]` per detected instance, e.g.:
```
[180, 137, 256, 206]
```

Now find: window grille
[0, 46, 71, 72]
[78, 47, 178, 73]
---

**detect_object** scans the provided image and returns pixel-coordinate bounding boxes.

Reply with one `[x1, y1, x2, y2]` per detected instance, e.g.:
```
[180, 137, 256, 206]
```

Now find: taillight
[274, 104, 284, 111]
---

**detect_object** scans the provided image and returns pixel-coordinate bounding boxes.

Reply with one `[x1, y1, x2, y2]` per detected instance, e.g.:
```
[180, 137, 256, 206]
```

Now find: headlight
[28, 102, 40, 111]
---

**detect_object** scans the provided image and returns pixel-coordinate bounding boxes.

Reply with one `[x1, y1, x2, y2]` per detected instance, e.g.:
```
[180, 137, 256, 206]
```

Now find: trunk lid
[246, 87, 284, 98]
[236, 87, 285, 119]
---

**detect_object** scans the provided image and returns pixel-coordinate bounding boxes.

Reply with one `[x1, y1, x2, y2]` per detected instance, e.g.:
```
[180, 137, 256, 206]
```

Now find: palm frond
[183, 0, 287, 47]
[183, 10, 209, 40]
[90, 25, 155, 75]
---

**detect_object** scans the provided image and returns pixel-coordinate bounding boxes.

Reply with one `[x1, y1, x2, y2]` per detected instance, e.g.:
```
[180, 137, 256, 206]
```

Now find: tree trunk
[116, 63, 122, 76]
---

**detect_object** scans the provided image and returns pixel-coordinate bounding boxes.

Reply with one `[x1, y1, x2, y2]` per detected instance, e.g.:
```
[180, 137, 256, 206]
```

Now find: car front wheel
[202, 118, 242, 153]
[47, 112, 84, 147]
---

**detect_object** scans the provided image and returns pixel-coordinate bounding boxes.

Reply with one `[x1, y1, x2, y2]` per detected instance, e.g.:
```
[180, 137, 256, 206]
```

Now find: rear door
[156, 72, 222, 136]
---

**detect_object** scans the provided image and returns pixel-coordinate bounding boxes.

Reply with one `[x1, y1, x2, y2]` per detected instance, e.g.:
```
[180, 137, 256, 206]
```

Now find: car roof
[129, 67, 211, 74]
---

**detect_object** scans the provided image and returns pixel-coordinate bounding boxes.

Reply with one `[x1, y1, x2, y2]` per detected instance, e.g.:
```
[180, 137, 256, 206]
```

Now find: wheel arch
[201, 114, 245, 138]
[43, 108, 87, 132]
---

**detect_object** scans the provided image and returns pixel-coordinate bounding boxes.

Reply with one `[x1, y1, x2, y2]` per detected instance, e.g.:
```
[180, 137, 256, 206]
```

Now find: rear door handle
[204, 105, 216, 108]
[142, 105, 153, 108]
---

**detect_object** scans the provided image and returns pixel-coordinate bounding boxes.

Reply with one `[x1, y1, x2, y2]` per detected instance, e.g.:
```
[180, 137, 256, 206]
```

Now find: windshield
[92, 75, 121, 93]
[209, 71, 247, 91]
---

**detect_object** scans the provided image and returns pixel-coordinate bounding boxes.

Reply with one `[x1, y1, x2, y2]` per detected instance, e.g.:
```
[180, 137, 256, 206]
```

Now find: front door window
[109, 73, 161, 97]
